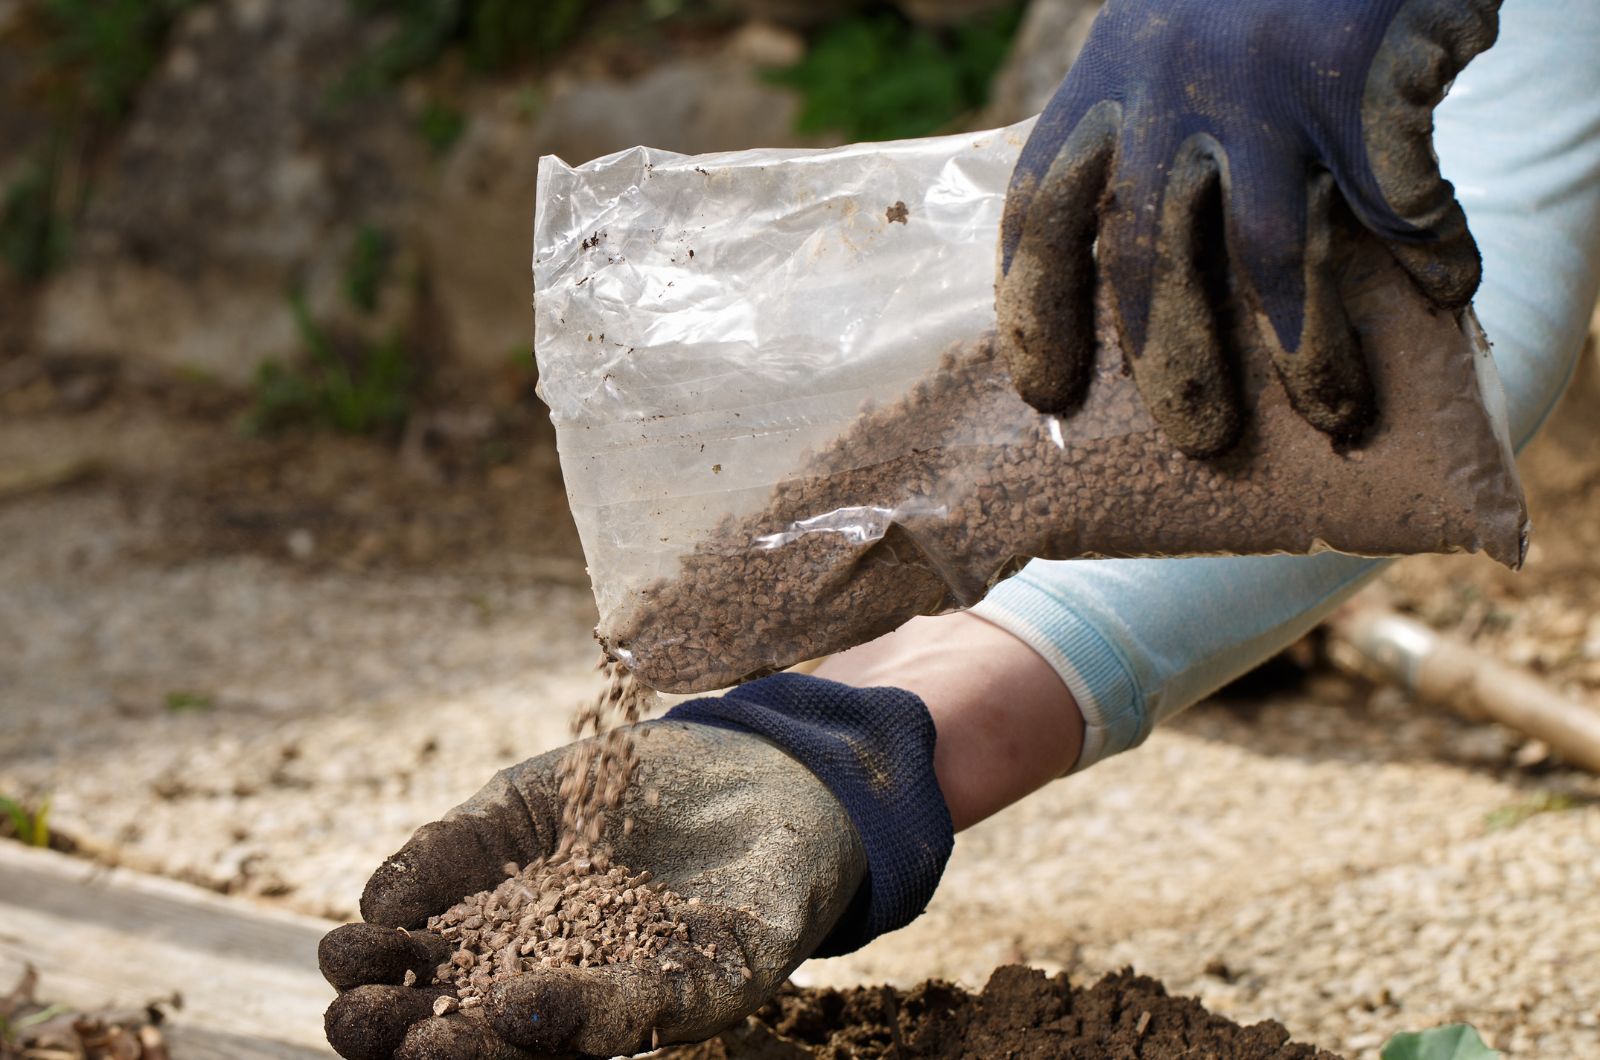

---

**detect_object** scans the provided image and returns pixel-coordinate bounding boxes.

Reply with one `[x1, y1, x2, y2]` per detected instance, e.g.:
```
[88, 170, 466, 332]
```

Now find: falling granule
[425, 657, 703, 1003]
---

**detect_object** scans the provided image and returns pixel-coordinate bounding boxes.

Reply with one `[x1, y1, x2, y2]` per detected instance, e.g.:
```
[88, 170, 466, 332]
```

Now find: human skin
[814, 612, 1084, 831]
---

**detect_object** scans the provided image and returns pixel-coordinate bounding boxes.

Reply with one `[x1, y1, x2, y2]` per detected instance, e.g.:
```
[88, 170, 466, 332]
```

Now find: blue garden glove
[996, 0, 1501, 457]
[318, 675, 952, 1059]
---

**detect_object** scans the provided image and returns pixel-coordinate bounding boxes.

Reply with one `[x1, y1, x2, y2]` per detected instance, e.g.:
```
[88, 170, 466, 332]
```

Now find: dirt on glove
[658, 964, 1343, 1059]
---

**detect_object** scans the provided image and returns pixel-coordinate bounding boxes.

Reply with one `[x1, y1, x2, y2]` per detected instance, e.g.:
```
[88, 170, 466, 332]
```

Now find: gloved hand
[996, 0, 1501, 457]
[317, 674, 953, 1059]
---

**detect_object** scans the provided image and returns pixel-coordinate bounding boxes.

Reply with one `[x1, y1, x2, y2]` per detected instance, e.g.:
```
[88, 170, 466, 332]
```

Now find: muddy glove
[318, 674, 953, 1059]
[996, 0, 1501, 457]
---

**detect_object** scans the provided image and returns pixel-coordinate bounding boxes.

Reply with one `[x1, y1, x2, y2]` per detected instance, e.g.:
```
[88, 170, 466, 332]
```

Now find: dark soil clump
[659, 965, 1342, 1059]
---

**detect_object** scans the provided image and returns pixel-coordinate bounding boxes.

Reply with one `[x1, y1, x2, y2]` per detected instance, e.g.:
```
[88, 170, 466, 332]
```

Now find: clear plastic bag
[533, 122, 1527, 694]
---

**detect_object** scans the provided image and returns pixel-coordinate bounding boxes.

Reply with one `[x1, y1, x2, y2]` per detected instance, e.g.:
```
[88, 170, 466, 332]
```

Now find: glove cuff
[663, 672, 954, 956]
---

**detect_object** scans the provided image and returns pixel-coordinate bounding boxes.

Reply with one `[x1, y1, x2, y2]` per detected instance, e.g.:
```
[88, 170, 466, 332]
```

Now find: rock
[982, 0, 1104, 126]
[420, 25, 820, 369]
[32, 0, 421, 382]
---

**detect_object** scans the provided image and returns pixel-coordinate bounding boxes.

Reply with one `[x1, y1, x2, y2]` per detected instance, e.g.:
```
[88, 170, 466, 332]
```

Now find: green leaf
[0, 795, 31, 842]
[1382, 1024, 1501, 1060]
[0, 794, 50, 846]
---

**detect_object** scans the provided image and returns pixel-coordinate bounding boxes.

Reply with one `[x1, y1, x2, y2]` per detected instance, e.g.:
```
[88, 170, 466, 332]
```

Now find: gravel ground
[4, 350, 1600, 1057]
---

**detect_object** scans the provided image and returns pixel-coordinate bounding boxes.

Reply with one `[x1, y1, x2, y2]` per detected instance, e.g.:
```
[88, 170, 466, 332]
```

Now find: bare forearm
[813, 612, 1084, 831]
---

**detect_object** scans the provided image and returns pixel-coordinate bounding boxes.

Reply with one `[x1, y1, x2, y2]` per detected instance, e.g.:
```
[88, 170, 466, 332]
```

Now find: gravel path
[4, 368, 1599, 1057]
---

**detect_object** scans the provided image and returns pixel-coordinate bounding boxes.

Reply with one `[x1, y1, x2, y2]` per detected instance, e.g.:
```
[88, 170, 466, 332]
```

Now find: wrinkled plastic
[533, 122, 1527, 694]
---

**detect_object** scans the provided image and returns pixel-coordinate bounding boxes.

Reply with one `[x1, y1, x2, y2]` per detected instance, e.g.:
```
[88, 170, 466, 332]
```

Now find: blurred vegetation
[3, 0, 1024, 290]
[342, 0, 587, 94]
[0, 154, 69, 281]
[344, 224, 396, 313]
[248, 224, 418, 437]
[1484, 790, 1580, 832]
[32, 0, 200, 120]
[0, 794, 50, 849]
[415, 98, 467, 156]
[340, 0, 718, 100]
[163, 690, 216, 713]
[0, 0, 201, 283]
[248, 294, 417, 437]
[767, 3, 1025, 141]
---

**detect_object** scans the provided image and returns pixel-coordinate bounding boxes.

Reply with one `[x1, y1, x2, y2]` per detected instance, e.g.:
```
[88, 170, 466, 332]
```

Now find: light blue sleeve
[971, 0, 1600, 772]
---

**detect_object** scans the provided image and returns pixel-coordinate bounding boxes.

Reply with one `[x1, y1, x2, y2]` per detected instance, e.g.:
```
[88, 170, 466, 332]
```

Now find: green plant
[247, 292, 417, 436]
[340, 0, 586, 97]
[345, 224, 395, 311]
[1, 0, 204, 283]
[164, 690, 215, 712]
[0, 155, 71, 282]
[1382, 1024, 1500, 1060]
[36, 0, 202, 120]
[0, 795, 51, 848]
[1484, 790, 1578, 832]
[416, 98, 466, 156]
[766, 4, 1025, 142]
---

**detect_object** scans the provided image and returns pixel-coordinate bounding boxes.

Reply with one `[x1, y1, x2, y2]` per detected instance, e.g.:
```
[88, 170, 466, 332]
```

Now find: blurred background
[2, 1, 1599, 1056]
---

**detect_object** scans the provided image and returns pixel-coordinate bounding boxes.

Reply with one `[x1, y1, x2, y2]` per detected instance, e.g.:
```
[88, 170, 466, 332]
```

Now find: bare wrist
[813, 611, 1084, 830]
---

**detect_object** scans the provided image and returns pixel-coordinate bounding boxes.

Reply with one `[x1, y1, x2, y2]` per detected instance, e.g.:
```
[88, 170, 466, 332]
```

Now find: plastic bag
[533, 122, 1527, 694]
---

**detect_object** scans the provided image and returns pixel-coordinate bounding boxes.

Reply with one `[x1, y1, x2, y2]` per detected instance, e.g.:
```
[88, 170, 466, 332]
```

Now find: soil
[659, 965, 1343, 1059]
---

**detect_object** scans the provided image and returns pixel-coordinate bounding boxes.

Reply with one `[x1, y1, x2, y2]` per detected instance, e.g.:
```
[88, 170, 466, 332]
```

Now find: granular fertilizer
[418, 659, 739, 1005]
[425, 858, 705, 1007]
[602, 314, 1523, 693]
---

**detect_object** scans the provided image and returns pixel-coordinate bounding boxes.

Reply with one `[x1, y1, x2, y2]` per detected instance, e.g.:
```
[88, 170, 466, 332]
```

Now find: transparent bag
[533, 122, 1527, 694]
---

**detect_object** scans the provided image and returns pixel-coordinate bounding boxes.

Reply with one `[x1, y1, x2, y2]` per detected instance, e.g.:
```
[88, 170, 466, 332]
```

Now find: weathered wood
[0, 842, 338, 1057]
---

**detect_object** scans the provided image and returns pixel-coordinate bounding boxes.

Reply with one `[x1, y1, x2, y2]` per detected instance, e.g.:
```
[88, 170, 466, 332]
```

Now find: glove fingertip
[488, 975, 589, 1053]
[1388, 229, 1482, 311]
[360, 817, 518, 929]
[320, 922, 450, 992]
[395, 1015, 534, 1060]
[325, 985, 437, 1060]
[487, 968, 668, 1057]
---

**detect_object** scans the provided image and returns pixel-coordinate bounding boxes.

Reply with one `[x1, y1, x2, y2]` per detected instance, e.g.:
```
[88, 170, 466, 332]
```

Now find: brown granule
[426, 856, 711, 1004]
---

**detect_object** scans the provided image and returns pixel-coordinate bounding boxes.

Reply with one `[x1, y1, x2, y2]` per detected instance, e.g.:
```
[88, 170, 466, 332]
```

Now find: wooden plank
[0, 842, 338, 1056]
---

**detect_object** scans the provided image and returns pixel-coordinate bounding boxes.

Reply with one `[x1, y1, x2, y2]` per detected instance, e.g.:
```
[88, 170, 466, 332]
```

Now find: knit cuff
[973, 571, 1150, 773]
[664, 673, 954, 956]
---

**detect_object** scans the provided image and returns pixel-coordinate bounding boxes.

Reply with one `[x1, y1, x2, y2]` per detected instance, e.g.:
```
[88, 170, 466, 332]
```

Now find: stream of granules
[422, 658, 712, 1007]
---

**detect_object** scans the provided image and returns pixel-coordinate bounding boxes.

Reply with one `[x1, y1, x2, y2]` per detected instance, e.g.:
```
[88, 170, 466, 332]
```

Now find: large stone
[33, 0, 420, 381]
[982, 0, 1103, 126]
[420, 23, 820, 370]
